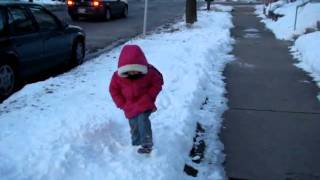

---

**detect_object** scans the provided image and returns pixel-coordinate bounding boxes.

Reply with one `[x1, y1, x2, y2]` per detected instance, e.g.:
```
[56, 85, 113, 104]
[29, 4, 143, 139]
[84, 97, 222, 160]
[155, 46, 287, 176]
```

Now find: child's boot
[137, 146, 152, 154]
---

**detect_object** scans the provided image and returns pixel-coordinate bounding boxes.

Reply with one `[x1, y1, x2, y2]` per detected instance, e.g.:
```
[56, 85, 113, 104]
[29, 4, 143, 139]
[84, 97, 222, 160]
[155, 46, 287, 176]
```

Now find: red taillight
[93, 1, 100, 7]
[67, 0, 74, 6]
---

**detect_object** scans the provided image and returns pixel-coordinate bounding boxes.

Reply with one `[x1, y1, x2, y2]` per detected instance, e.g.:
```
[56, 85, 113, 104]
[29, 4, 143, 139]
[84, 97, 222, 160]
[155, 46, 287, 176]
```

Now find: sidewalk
[221, 6, 320, 180]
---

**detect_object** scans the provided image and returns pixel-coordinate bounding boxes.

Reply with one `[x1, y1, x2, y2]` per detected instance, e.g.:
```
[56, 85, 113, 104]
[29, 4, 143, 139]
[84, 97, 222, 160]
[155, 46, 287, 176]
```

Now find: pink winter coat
[109, 45, 163, 119]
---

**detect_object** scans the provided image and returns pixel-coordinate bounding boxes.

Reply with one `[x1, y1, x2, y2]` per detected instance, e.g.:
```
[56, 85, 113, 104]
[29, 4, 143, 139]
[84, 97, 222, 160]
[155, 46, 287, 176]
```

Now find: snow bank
[291, 31, 320, 100]
[256, 0, 320, 40]
[0, 8, 234, 180]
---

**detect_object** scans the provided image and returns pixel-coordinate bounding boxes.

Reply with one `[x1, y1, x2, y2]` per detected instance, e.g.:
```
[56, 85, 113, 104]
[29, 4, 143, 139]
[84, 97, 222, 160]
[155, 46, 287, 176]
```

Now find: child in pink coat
[109, 45, 163, 154]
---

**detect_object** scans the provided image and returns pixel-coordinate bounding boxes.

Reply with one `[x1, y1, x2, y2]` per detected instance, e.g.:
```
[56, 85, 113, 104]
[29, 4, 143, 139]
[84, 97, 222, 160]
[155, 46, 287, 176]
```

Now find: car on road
[67, 0, 128, 21]
[0, 1, 86, 99]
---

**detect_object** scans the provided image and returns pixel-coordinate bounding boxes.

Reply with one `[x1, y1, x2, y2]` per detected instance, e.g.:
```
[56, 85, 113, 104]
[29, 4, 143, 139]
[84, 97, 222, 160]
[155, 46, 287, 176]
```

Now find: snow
[243, 28, 261, 39]
[291, 31, 320, 100]
[212, 4, 234, 12]
[256, 0, 320, 40]
[0, 8, 234, 180]
[263, 0, 287, 12]
[244, 28, 259, 33]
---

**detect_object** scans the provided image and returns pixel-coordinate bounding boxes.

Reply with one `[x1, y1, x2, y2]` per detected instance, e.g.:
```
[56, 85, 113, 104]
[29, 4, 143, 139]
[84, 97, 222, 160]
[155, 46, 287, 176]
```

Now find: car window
[0, 8, 5, 36]
[29, 6, 59, 31]
[7, 6, 37, 36]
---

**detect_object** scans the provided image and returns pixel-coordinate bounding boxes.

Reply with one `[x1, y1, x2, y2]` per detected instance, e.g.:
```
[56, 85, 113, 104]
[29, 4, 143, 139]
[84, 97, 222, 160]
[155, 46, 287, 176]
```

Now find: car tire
[0, 62, 16, 99]
[70, 39, 85, 67]
[122, 6, 128, 18]
[104, 8, 111, 21]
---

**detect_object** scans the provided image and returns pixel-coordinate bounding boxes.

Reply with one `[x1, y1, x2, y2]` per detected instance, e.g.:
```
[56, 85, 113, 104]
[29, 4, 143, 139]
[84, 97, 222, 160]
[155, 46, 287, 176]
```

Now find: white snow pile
[0, 9, 234, 180]
[291, 31, 320, 100]
[255, 0, 320, 40]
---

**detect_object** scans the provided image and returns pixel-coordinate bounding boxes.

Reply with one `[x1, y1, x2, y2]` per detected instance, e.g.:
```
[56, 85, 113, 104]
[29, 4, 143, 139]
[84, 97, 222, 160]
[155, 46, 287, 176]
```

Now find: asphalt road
[52, 0, 187, 56]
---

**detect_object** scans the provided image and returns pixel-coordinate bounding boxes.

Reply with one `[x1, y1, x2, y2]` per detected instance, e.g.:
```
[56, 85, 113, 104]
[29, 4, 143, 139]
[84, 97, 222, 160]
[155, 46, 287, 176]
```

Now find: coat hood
[118, 45, 148, 77]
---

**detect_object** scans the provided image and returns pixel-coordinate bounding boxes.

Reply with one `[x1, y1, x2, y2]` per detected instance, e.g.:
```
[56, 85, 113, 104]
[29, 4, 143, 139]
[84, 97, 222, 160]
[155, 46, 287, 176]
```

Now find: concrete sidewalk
[220, 6, 320, 180]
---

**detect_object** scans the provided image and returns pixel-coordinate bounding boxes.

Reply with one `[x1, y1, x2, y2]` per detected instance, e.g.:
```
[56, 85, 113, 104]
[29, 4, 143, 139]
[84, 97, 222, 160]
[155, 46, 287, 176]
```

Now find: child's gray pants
[129, 111, 153, 147]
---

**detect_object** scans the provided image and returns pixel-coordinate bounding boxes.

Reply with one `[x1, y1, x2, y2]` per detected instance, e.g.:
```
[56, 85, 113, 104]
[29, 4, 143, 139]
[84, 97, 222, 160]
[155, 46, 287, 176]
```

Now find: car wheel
[105, 8, 111, 21]
[71, 39, 85, 66]
[122, 6, 128, 18]
[0, 63, 16, 98]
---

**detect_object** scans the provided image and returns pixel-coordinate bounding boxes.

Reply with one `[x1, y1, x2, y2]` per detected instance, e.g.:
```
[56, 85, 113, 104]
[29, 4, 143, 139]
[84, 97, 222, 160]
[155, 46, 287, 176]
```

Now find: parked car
[67, 0, 128, 21]
[0, 1, 86, 99]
